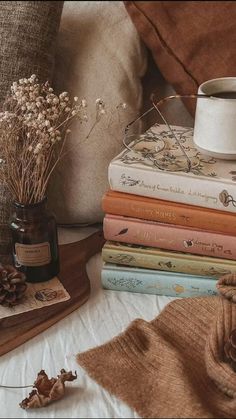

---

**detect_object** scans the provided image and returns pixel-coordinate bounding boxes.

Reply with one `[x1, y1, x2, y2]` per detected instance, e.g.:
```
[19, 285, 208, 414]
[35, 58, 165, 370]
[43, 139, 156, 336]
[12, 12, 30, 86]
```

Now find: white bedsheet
[0, 227, 174, 418]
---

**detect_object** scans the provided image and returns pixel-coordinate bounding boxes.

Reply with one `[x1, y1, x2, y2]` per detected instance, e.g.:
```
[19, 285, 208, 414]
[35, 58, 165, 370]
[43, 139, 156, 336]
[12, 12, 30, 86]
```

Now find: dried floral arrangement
[0, 75, 108, 205]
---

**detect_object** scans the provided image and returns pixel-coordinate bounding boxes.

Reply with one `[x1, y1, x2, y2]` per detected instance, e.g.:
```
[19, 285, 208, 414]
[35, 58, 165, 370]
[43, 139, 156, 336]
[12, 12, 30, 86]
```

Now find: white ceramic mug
[193, 77, 236, 160]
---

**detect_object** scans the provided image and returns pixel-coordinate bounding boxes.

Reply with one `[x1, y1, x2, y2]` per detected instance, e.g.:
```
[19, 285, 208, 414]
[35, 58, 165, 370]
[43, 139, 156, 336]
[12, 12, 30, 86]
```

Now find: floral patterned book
[102, 241, 236, 278]
[103, 214, 236, 260]
[101, 263, 218, 298]
[108, 124, 236, 213]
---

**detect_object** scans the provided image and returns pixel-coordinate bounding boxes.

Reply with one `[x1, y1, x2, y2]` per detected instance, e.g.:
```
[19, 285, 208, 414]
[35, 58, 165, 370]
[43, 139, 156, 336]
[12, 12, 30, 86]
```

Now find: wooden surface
[0, 230, 105, 356]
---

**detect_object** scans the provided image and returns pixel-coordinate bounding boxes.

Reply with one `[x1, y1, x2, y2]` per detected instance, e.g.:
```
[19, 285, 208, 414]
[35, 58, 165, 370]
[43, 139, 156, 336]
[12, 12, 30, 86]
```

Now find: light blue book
[101, 263, 219, 298]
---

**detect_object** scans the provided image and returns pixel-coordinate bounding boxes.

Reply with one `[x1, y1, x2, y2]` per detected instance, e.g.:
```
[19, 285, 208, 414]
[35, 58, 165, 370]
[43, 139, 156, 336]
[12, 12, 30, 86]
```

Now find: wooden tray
[0, 230, 105, 356]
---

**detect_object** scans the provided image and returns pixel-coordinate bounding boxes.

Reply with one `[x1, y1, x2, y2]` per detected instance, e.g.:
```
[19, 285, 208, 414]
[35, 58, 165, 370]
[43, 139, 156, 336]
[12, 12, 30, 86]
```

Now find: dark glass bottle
[9, 198, 59, 283]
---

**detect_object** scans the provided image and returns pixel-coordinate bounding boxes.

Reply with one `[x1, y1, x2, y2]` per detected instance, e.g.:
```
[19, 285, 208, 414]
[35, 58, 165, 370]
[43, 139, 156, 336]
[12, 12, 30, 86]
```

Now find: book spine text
[101, 265, 218, 297]
[102, 192, 236, 235]
[108, 163, 236, 213]
[103, 215, 236, 260]
[102, 245, 236, 277]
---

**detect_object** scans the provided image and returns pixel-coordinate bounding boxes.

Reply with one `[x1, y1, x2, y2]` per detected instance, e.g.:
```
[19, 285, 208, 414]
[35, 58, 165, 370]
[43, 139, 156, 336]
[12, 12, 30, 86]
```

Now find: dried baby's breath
[0, 75, 109, 204]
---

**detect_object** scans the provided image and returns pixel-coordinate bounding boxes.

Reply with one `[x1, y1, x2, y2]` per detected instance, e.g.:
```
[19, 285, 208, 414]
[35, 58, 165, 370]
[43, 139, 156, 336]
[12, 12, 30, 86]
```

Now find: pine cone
[0, 264, 27, 307]
[224, 329, 236, 371]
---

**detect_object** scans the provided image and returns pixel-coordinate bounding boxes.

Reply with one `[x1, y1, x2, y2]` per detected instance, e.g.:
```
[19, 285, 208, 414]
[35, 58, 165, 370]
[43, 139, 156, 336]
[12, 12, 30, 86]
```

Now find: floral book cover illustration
[103, 214, 236, 260]
[108, 124, 236, 212]
[102, 241, 236, 277]
[101, 263, 218, 298]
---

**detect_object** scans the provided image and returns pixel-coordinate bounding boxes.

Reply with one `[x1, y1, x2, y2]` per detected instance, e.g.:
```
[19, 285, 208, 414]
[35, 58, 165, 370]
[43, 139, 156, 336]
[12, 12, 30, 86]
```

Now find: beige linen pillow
[47, 1, 147, 225]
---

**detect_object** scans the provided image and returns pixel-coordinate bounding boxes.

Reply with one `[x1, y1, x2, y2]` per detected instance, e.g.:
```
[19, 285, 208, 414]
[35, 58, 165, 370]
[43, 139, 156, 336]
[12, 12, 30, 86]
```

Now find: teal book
[101, 263, 219, 298]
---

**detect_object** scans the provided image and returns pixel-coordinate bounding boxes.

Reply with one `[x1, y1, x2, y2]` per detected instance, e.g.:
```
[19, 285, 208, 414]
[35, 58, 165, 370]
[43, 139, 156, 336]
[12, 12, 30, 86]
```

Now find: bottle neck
[13, 198, 47, 221]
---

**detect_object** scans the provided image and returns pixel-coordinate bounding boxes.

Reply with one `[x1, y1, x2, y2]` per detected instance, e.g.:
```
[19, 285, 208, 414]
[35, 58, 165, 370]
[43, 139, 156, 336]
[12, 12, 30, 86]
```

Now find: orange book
[102, 190, 236, 235]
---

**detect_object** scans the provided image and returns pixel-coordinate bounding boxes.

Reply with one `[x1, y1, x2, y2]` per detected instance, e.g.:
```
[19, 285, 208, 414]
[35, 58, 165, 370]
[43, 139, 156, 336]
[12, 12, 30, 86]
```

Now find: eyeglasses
[123, 93, 211, 173]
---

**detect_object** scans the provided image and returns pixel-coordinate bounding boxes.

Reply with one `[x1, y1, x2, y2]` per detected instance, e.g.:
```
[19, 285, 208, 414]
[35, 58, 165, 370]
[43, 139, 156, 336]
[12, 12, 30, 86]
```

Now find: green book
[102, 241, 236, 278]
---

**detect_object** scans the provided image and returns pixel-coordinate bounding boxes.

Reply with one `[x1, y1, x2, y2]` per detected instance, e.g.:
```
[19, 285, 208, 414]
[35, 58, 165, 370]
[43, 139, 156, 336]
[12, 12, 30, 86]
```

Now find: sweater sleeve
[77, 318, 161, 418]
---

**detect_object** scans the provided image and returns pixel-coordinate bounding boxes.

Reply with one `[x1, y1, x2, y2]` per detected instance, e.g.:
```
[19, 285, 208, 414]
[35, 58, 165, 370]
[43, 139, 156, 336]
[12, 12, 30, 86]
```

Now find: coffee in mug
[211, 91, 236, 99]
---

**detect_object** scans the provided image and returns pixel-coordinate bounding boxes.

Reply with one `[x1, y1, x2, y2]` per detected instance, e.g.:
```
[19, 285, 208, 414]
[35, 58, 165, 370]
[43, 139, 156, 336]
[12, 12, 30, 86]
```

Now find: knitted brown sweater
[77, 274, 236, 418]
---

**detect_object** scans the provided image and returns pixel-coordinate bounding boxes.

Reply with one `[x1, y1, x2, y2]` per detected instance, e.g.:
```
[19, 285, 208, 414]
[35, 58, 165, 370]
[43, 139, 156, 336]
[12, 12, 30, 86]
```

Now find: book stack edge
[101, 124, 236, 298]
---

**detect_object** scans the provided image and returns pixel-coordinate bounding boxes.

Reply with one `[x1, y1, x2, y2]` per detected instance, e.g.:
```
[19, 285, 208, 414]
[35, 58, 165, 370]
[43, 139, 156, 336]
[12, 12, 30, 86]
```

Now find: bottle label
[15, 242, 51, 267]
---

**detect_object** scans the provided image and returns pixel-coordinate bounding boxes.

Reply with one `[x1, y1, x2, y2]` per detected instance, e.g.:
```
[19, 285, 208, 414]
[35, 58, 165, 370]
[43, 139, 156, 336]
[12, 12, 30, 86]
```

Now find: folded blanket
[77, 274, 236, 418]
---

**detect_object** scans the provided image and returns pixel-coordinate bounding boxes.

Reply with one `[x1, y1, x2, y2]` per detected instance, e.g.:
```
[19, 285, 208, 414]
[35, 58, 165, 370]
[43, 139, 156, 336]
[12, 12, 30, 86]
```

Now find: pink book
[103, 214, 236, 260]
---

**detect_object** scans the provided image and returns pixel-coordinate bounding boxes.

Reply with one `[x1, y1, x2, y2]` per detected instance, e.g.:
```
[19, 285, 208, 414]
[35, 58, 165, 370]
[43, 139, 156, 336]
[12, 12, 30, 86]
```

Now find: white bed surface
[0, 227, 173, 418]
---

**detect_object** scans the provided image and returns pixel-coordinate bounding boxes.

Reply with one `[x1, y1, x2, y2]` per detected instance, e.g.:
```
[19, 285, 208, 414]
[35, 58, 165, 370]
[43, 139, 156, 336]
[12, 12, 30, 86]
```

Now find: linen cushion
[124, 1, 236, 115]
[0, 1, 63, 261]
[0, 1, 63, 101]
[47, 1, 147, 225]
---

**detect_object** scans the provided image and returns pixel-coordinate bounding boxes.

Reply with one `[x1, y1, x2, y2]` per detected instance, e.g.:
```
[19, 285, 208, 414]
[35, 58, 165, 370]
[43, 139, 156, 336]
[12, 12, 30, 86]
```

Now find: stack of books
[101, 124, 236, 298]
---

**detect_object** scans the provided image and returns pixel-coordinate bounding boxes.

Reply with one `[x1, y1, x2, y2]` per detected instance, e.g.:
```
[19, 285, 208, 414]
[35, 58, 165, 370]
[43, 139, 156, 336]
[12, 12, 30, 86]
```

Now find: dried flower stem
[0, 76, 127, 205]
[0, 76, 105, 205]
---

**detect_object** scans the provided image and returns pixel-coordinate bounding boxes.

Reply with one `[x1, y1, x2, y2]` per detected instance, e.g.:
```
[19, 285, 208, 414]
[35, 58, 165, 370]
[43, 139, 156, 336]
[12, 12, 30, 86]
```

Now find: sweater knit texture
[77, 273, 236, 418]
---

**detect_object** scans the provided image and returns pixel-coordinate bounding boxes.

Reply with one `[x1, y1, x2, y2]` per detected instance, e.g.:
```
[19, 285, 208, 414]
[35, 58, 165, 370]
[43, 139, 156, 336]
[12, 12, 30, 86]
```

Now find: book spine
[108, 162, 236, 213]
[102, 245, 236, 277]
[102, 192, 236, 235]
[101, 265, 218, 297]
[103, 215, 236, 260]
